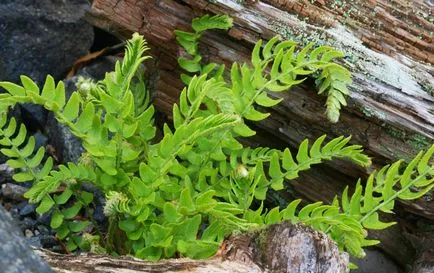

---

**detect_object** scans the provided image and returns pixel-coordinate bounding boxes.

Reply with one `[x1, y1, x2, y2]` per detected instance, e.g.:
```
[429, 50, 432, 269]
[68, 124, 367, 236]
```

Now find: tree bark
[35, 222, 349, 273]
[86, 0, 433, 267]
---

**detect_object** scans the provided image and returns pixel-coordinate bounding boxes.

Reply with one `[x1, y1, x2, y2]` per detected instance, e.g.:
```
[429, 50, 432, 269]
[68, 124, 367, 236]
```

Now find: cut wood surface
[87, 0, 433, 266]
[35, 222, 348, 273]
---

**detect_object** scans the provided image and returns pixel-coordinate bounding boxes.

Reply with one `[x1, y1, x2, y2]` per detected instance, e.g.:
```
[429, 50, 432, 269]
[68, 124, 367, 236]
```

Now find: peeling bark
[35, 222, 349, 273]
[86, 0, 433, 266]
[263, 0, 433, 63]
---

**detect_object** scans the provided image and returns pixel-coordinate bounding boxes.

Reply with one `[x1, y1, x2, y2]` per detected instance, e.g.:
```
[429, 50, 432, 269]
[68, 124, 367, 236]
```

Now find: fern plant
[0, 14, 432, 267]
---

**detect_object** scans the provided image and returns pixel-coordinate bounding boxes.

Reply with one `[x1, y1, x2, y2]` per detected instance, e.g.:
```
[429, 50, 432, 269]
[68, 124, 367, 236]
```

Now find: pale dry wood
[86, 0, 433, 266]
[35, 222, 349, 273]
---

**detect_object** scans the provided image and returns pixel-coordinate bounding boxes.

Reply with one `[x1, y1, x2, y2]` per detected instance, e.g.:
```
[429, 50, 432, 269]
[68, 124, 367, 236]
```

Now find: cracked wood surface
[35, 222, 348, 273]
[88, 0, 433, 266]
[263, 0, 434, 63]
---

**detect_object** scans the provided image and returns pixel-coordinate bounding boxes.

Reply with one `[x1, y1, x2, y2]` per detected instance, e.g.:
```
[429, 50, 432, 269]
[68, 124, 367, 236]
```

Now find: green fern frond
[154, 114, 239, 164]
[160, 113, 240, 159]
[0, 72, 152, 175]
[0, 75, 96, 139]
[24, 162, 97, 203]
[0, 75, 65, 111]
[229, 147, 277, 166]
[175, 14, 232, 56]
[175, 15, 231, 84]
[173, 75, 235, 128]
[230, 135, 370, 192]
[112, 33, 150, 99]
[316, 64, 352, 123]
[134, 114, 241, 200]
[175, 19, 352, 123]
[292, 144, 433, 258]
[131, 66, 151, 116]
[174, 30, 199, 56]
[0, 115, 54, 183]
[340, 144, 434, 230]
[192, 14, 233, 33]
[0, 115, 97, 243]
[248, 36, 351, 123]
[104, 191, 143, 217]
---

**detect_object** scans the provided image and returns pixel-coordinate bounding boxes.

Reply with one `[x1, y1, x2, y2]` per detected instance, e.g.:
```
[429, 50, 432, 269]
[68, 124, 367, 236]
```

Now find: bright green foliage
[0, 14, 432, 267]
[176, 15, 351, 123]
[175, 14, 232, 85]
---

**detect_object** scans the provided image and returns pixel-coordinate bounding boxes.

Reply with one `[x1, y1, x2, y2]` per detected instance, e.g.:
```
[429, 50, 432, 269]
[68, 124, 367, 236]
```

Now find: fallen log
[35, 221, 349, 273]
[86, 0, 433, 267]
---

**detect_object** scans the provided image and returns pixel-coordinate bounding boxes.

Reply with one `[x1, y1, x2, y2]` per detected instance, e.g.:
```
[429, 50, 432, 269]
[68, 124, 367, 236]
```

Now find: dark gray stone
[2, 183, 28, 202]
[25, 236, 42, 248]
[37, 212, 52, 226]
[34, 131, 49, 149]
[93, 201, 107, 226]
[19, 217, 37, 231]
[9, 207, 20, 218]
[37, 225, 50, 235]
[46, 110, 85, 164]
[19, 203, 36, 217]
[0, 164, 15, 185]
[352, 249, 400, 273]
[40, 235, 58, 249]
[46, 57, 117, 164]
[0, 205, 52, 273]
[0, 0, 94, 128]
[19, 105, 48, 132]
[0, 0, 93, 84]
[81, 183, 108, 226]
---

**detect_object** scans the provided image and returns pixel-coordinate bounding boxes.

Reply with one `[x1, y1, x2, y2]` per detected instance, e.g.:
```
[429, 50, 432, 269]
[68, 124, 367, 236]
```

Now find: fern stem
[358, 169, 430, 224]
[115, 123, 124, 170]
[239, 60, 319, 117]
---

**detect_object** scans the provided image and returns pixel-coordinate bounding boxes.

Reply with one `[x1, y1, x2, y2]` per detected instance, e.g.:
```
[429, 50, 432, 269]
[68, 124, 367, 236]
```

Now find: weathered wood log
[86, 0, 433, 266]
[35, 222, 349, 273]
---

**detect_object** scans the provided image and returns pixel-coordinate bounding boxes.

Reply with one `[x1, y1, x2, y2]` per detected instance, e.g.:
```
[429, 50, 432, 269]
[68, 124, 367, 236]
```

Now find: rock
[34, 131, 48, 150]
[37, 225, 50, 235]
[351, 249, 400, 273]
[19, 218, 37, 231]
[81, 183, 108, 226]
[0, 164, 15, 184]
[46, 57, 117, 164]
[93, 201, 107, 226]
[25, 236, 42, 248]
[76, 56, 118, 80]
[46, 111, 84, 164]
[40, 235, 58, 249]
[0, 205, 52, 273]
[37, 213, 52, 226]
[24, 229, 34, 238]
[9, 207, 20, 219]
[18, 105, 47, 132]
[19, 203, 36, 217]
[2, 183, 28, 202]
[0, 0, 93, 84]
[0, 0, 94, 129]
